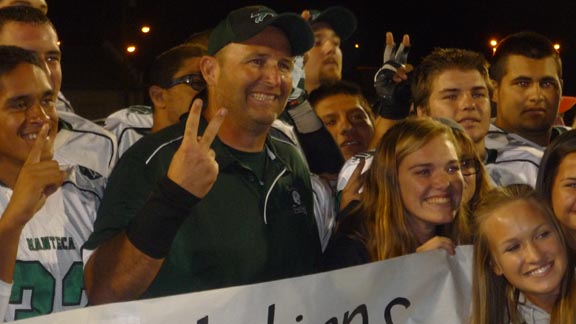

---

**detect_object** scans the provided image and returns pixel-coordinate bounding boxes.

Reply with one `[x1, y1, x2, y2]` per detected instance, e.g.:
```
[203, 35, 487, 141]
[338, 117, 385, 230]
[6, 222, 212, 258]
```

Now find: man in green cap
[83, 5, 321, 304]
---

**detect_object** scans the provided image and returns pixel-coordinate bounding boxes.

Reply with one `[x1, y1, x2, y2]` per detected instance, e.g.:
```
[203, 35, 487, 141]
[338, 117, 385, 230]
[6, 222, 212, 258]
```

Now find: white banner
[16, 246, 474, 324]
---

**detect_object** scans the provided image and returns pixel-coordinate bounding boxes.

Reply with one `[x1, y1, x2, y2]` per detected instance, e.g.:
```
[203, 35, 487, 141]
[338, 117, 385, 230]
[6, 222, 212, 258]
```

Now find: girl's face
[551, 152, 576, 233]
[485, 199, 567, 311]
[398, 134, 463, 240]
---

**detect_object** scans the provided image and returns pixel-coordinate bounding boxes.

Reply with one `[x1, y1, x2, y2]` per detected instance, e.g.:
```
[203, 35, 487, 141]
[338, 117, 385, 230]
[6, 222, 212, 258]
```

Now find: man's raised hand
[373, 32, 413, 120]
[375, 32, 412, 94]
[383, 32, 411, 71]
[7, 123, 64, 226]
[167, 99, 227, 198]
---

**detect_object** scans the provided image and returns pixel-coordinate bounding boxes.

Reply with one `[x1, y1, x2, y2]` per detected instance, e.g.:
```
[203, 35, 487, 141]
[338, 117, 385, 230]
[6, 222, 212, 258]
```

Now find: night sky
[47, 0, 576, 118]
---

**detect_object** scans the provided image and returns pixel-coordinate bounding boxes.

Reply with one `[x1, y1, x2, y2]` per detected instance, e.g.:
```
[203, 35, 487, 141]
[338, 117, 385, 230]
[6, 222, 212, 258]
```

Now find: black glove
[373, 39, 412, 120]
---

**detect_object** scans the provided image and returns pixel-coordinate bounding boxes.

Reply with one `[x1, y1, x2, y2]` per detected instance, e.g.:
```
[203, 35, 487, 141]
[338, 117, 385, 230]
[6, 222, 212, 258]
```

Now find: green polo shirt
[84, 115, 321, 298]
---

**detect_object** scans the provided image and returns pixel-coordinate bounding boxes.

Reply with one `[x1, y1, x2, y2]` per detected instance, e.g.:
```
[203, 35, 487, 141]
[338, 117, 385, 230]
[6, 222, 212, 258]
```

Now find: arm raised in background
[371, 32, 413, 149]
[84, 99, 227, 305]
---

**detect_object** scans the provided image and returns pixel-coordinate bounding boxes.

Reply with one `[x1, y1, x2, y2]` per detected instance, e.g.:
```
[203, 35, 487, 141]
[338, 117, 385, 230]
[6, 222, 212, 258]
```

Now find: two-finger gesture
[382, 32, 411, 70]
[167, 99, 227, 198]
[373, 32, 413, 120]
[374, 32, 412, 95]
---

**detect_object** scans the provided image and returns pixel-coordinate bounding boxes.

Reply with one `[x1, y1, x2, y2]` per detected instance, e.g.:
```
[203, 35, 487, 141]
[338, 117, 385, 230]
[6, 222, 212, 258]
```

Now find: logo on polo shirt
[292, 190, 301, 206]
[289, 189, 307, 215]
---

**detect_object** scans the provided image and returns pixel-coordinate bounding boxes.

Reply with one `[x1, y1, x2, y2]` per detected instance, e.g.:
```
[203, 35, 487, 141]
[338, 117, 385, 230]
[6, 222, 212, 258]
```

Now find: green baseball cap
[208, 5, 314, 56]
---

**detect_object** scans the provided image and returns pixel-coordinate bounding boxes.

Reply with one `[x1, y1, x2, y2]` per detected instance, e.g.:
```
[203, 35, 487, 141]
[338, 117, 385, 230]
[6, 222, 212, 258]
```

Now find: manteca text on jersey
[26, 236, 77, 251]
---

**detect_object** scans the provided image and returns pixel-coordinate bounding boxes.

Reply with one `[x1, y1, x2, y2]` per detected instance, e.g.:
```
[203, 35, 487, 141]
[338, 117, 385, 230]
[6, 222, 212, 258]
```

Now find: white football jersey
[310, 174, 336, 251]
[104, 105, 153, 158]
[54, 111, 118, 178]
[484, 123, 544, 187]
[55, 92, 74, 113]
[0, 166, 104, 322]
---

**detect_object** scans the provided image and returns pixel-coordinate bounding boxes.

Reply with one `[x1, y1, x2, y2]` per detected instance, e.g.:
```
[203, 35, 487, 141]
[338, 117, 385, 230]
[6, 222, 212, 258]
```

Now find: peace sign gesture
[373, 32, 414, 120]
[167, 99, 227, 198]
[383, 32, 411, 69]
[374, 32, 412, 95]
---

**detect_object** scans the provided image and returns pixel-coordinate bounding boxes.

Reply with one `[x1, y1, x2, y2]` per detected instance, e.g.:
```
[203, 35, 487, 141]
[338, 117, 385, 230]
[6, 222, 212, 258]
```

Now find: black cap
[208, 6, 314, 56]
[309, 6, 357, 41]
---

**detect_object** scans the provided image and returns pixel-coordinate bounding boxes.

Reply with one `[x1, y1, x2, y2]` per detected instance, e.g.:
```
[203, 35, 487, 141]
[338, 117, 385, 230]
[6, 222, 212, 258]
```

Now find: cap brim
[311, 7, 357, 41]
[560, 96, 576, 114]
[268, 13, 314, 56]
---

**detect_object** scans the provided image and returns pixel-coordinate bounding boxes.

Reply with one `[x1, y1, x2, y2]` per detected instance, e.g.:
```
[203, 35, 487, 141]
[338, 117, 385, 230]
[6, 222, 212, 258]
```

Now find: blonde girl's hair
[470, 184, 576, 324]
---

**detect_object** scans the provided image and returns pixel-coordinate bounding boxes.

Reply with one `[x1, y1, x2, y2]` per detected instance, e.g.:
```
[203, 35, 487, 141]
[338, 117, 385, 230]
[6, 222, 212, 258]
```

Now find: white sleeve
[0, 280, 12, 322]
[336, 153, 373, 192]
[485, 146, 541, 187]
[310, 174, 336, 252]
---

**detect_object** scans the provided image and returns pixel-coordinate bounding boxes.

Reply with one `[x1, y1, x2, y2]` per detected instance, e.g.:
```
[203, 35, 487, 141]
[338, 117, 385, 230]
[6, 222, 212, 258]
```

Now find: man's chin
[521, 121, 554, 133]
[319, 72, 342, 84]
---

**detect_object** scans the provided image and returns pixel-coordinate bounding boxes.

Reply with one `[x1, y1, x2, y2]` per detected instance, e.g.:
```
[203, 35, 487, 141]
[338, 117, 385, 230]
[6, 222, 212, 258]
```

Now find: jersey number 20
[9, 261, 84, 320]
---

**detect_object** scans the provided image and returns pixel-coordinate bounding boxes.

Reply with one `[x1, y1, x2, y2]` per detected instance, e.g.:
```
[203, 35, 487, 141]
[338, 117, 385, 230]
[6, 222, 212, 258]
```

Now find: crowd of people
[0, 1, 575, 323]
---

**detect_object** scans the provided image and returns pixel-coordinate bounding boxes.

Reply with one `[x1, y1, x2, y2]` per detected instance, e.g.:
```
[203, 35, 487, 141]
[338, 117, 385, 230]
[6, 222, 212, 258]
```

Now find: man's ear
[200, 56, 218, 86]
[491, 79, 499, 103]
[149, 85, 165, 110]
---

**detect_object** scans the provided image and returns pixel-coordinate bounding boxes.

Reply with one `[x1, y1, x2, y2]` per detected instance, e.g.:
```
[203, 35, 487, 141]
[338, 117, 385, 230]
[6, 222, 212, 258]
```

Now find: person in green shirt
[83, 5, 321, 304]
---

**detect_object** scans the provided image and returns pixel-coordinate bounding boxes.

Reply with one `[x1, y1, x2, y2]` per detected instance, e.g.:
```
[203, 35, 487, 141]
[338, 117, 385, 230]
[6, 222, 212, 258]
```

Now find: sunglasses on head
[166, 72, 205, 91]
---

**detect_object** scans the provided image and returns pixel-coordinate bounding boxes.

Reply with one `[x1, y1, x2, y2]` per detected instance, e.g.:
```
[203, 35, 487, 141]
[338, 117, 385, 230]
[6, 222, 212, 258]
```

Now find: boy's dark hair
[489, 31, 562, 82]
[308, 80, 374, 119]
[183, 28, 212, 49]
[0, 45, 42, 78]
[144, 43, 206, 89]
[0, 6, 54, 31]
